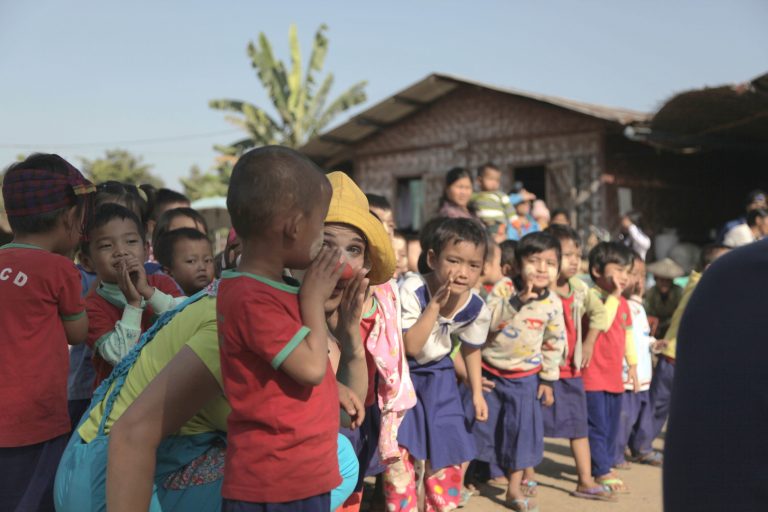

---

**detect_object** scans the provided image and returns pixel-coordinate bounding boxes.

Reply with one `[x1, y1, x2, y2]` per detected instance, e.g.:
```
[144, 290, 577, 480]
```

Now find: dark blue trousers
[649, 357, 675, 442]
[222, 493, 330, 512]
[0, 433, 68, 512]
[615, 390, 654, 464]
[586, 391, 622, 477]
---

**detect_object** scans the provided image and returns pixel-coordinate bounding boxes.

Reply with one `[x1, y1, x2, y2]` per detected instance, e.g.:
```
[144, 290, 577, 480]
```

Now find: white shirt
[624, 296, 653, 391]
[723, 223, 755, 248]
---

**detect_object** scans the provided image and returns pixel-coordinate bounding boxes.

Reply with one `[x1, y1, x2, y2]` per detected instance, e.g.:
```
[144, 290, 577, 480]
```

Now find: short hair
[431, 217, 488, 260]
[515, 232, 562, 270]
[544, 224, 581, 247]
[148, 188, 190, 222]
[499, 239, 518, 268]
[746, 208, 768, 227]
[550, 208, 570, 222]
[699, 243, 730, 271]
[154, 227, 211, 269]
[746, 189, 767, 207]
[81, 203, 144, 255]
[476, 162, 499, 179]
[365, 193, 391, 211]
[227, 146, 328, 238]
[95, 181, 148, 225]
[417, 217, 448, 274]
[152, 207, 208, 250]
[4, 153, 92, 235]
[588, 241, 634, 277]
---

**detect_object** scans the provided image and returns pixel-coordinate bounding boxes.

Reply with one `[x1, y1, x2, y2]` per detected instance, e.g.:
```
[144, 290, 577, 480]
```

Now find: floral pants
[383, 447, 462, 512]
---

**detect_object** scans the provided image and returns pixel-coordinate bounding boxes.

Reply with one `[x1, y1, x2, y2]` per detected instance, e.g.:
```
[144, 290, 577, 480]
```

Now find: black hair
[430, 217, 488, 261]
[152, 207, 208, 250]
[544, 224, 581, 247]
[417, 217, 448, 274]
[148, 188, 190, 222]
[81, 203, 145, 255]
[365, 193, 391, 211]
[746, 189, 767, 207]
[154, 227, 211, 270]
[227, 146, 328, 238]
[550, 208, 570, 223]
[476, 162, 499, 179]
[438, 167, 475, 214]
[698, 243, 730, 271]
[4, 153, 93, 235]
[509, 181, 524, 195]
[499, 239, 518, 268]
[746, 208, 768, 227]
[515, 232, 562, 270]
[588, 241, 634, 278]
[95, 181, 148, 225]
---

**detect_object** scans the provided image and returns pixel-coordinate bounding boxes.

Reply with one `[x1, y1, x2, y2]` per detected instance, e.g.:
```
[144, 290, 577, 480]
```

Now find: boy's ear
[61, 205, 80, 233]
[79, 252, 95, 273]
[426, 249, 437, 271]
[283, 211, 304, 241]
[162, 265, 174, 278]
[590, 266, 602, 281]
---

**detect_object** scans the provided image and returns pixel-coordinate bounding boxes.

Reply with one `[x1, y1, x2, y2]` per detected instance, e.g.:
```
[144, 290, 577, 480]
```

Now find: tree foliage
[181, 156, 234, 201]
[209, 24, 367, 153]
[80, 149, 163, 187]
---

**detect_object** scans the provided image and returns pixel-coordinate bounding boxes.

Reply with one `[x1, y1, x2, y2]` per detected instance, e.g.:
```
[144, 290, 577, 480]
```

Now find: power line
[0, 129, 244, 149]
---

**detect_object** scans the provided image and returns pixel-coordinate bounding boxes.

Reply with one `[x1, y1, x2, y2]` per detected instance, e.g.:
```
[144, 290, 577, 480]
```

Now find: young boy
[614, 256, 658, 467]
[387, 217, 490, 512]
[537, 225, 613, 501]
[581, 242, 638, 493]
[487, 239, 518, 301]
[479, 232, 567, 512]
[477, 241, 503, 299]
[81, 203, 183, 387]
[154, 227, 215, 295]
[0, 154, 94, 511]
[217, 146, 342, 509]
[472, 163, 518, 242]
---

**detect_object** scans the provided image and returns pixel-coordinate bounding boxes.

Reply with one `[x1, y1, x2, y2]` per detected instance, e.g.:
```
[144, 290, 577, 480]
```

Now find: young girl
[479, 232, 566, 512]
[386, 217, 490, 512]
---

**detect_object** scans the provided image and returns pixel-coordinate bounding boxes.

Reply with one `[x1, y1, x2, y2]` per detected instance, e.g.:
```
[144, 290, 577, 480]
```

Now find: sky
[1, 0, 766, 190]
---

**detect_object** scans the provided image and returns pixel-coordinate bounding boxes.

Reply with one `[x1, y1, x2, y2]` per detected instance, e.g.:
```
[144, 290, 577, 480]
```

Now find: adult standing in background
[438, 167, 477, 219]
[618, 211, 651, 261]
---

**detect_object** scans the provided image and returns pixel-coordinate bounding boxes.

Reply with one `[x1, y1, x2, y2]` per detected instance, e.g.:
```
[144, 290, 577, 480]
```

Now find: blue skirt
[398, 356, 477, 469]
[340, 400, 384, 492]
[475, 372, 543, 471]
[541, 377, 589, 439]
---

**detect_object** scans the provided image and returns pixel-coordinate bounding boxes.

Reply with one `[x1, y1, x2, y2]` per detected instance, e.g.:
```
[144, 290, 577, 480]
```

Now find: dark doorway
[395, 176, 425, 233]
[512, 165, 547, 201]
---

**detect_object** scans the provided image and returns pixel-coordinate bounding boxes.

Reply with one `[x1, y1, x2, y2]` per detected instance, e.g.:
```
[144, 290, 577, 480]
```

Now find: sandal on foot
[614, 460, 632, 470]
[631, 451, 663, 466]
[521, 479, 538, 497]
[458, 488, 473, 508]
[571, 485, 618, 502]
[597, 476, 630, 494]
[505, 498, 539, 512]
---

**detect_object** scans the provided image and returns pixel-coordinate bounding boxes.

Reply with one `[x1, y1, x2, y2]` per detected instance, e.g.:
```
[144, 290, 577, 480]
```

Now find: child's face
[520, 248, 559, 290]
[370, 206, 395, 239]
[628, 260, 646, 297]
[594, 262, 632, 293]
[166, 238, 214, 295]
[477, 168, 501, 192]
[392, 236, 408, 277]
[87, 218, 147, 283]
[482, 245, 503, 285]
[516, 201, 531, 216]
[559, 239, 581, 280]
[427, 240, 485, 295]
[551, 212, 570, 226]
[322, 223, 369, 312]
[445, 177, 473, 207]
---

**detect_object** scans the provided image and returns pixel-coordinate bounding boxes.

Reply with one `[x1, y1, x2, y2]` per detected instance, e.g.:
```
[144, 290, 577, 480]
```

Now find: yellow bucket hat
[325, 171, 395, 285]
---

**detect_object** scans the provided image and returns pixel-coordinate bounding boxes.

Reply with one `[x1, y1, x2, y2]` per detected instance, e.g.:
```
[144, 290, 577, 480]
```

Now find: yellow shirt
[78, 296, 229, 442]
[662, 271, 702, 359]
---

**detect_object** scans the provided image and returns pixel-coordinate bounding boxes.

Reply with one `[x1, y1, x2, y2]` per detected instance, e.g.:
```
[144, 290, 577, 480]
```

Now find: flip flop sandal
[633, 451, 663, 466]
[521, 479, 538, 497]
[505, 498, 539, 512]
[571, 485, 618, 502]
[597, 477, 630, 494]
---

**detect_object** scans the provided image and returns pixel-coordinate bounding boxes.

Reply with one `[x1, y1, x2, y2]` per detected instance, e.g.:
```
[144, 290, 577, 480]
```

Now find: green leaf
[316, 80, 368, 134]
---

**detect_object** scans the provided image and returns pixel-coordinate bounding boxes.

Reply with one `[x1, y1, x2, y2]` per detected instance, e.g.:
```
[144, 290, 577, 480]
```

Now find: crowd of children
[0, 151, 747, 512]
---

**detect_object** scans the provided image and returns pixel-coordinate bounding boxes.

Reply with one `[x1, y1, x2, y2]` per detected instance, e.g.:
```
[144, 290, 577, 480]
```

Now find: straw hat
[646, 257, 684, 279]
[325, 172, 395, 285]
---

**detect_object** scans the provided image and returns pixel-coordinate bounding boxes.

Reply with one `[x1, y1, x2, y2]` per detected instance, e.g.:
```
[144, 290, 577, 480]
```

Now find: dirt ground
[363, 435, 664, 512]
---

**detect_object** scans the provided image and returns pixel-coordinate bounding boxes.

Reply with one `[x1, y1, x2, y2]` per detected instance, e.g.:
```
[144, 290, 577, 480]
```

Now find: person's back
[0, 153, 95, 512]
[665, 239, 768, 510]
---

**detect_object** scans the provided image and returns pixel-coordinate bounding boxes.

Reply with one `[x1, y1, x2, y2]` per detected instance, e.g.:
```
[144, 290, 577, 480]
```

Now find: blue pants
[223, 493, 329, 512]
[614, 390, 654, 464]
[0, 433, 68, 512]
[649, 357, 675, 443]
[586, 391, 622, 477]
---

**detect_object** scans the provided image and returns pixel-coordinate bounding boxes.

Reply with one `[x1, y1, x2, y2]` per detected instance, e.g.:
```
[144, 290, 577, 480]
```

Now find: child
[487, 239, 518, 301]
[0, 154, 94, 511]
[477, 241, 503, 299]
[479, 232, 566, 512]
[614, 256, 658, 468]
[81, 204, 183, 387]
[217, 146, 342, 510]
[472, 163, 518, 242]
[154, 227, 215, 295]
[392, 232, 409, 281]
[538, 224, 613, 501]
[366, 193, 396, 239]
[507, 195, 540, 241]
[386, 217, 490, 512]
[150, 206, 208, 254]
[581, 242, 638, 493]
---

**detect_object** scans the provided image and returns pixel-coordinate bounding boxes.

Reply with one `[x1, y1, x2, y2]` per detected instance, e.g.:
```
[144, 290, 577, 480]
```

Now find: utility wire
[0, 128, 243, 149]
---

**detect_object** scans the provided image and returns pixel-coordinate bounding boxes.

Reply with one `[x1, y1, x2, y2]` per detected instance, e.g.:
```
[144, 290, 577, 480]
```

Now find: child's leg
[521, 467, 537, 497]
[383, 447, 419, 512]
[628, 390, 661, 463]
[647, 358, 675, 448]
[586, 391, 613, 479]
[423, 462, 462, 512]
[506, 468, 537, 509]
[613, 391, 635, 467]
[571, 437, 597, 487]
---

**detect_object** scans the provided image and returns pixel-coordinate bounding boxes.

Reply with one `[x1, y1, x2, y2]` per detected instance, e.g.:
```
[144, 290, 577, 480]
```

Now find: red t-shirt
[217, 272, 340, 503]
[86, 273, 181, 387]
[582, 296, 632, 393]
[558, 292, 580, 379]
[0, 244, 85, 447]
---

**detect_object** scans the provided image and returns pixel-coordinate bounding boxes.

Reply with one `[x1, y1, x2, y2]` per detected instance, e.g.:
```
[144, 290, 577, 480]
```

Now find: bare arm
[63, 313, 88, 345]
[403, 278, 452, 357]
[334, 271, 371, 404]
[107, 346, 222, 512]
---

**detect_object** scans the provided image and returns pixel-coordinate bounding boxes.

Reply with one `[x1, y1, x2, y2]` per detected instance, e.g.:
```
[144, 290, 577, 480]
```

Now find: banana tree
[210, 24, 367, 153]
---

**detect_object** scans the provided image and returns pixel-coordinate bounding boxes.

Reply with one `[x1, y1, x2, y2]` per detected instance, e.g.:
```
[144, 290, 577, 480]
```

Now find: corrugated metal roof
[300, 73, 650, 164]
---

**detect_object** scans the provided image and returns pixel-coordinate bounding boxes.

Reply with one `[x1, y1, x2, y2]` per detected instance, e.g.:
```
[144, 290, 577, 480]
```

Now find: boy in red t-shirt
[0, 154, 95, 512]
[217, 146, 344, 511]
[582, 242, 638, 494]
[81, 203, 183, 387]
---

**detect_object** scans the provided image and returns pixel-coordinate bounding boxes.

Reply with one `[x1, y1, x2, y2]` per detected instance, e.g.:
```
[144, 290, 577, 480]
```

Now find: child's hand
[611, 273, 624, 297]
[481, 376, 496, 392]
[581, 339, 596, 369]
[627, 365, 640, 393]
[428, 273, 453, 311]
[338, 382, 366, 429]
[537, 383, 555, 407]
[117, 260, 142, 307]
[473, 393, 488, 422]
[301, 247, 344, 305]
[337, 269, 370, 338]
[518, 280, 537, 303]
[651, 338, 667, 354]
[123, 254, 153, 299]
